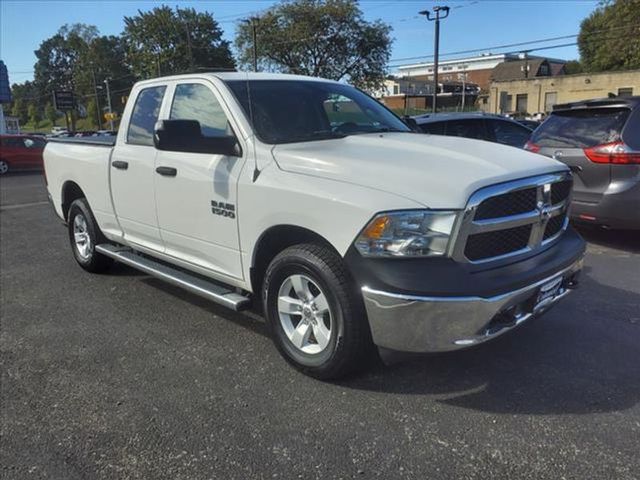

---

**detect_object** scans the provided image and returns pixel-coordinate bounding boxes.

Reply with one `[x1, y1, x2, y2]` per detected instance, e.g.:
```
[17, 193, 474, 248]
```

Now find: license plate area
[535, 275, 563, 309]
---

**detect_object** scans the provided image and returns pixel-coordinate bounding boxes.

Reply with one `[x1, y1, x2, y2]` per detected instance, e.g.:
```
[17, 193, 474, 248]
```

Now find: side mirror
[154, 119, 242, 156]
[402, 116, 420, 132]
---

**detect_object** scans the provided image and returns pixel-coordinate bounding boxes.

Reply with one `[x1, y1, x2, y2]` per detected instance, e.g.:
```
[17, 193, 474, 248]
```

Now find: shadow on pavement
[110, 251, 639, 417]
[575, 224, 640, 254]
[141, 276, 270, 339]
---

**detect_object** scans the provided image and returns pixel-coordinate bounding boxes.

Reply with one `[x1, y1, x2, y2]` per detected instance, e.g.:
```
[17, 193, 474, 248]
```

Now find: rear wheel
[0, 160, 9, 175]
[67, 198, 113, 273]
[263, 243, 372, 379]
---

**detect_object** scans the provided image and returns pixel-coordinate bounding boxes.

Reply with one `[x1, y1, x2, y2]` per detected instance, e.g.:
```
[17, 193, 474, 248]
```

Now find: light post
[419, 6, 450, 113]
[461, 66, 467, 111]
[103, 78, 114, 131]
[243, 18, 259, 72]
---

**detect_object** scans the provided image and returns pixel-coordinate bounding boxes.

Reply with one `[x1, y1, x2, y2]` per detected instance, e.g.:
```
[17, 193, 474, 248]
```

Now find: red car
[0, 134, 46, 174]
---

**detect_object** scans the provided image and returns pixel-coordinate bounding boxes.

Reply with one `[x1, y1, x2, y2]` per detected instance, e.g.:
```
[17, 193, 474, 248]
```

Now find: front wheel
[0, 160, 9, 175]
[67, 198, 113, 273]
[262, 244, 372, 379]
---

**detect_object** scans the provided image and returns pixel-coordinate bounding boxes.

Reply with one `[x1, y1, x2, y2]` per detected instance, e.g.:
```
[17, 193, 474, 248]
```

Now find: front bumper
[362, 256, 583, 353]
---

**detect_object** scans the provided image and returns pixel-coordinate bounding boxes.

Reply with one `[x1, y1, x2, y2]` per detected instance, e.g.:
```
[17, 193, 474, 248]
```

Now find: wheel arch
[250, 225, 340, 296]
[61, 181, 87, 221]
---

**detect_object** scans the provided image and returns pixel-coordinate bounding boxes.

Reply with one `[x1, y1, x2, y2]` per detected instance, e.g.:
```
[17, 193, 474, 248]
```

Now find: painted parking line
[0, 201, 49, 211]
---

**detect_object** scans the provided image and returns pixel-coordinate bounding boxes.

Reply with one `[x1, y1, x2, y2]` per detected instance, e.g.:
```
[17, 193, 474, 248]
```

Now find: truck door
[110, 85, 167, 251]
[153, 81, 246, 280]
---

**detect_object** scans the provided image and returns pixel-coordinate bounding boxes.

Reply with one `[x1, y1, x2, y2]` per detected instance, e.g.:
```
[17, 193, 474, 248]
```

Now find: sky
[1, 0, 600, 85]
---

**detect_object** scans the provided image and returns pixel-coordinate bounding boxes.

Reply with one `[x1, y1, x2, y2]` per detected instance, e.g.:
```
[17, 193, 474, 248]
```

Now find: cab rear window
[531, 108, 630, 148]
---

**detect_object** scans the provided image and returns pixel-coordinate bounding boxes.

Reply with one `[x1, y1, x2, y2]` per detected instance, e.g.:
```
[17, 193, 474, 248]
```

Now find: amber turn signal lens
[362, 215, 390, 239]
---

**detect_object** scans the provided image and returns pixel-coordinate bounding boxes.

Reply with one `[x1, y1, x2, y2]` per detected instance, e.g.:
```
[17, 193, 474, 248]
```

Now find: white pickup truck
[44, 72, 585, 379]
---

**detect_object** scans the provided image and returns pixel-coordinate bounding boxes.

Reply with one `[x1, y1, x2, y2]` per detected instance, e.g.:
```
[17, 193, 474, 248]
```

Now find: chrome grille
[451, 172, 572, 264]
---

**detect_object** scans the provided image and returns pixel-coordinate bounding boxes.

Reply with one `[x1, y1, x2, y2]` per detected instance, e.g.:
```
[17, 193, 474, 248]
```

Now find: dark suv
[525, 97, 640, 230]
[412, 112, 533, 148]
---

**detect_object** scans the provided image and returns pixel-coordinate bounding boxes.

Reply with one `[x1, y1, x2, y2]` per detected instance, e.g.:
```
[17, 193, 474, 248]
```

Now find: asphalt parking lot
[1, 172, 639, 480]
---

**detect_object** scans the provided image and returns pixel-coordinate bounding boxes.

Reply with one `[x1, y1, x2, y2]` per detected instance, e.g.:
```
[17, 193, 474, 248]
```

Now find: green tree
[564, 60, 583, 75]
[86, 99, 99, 129]
[10, 97, 29, 125]
[235, 0, 392, 90]
[45, 102, 58, 126]
[28, 103, 41, 128]
[578, 0, 640, 72]
[32, 24, 131, 131]
[123, 6, 234, 78]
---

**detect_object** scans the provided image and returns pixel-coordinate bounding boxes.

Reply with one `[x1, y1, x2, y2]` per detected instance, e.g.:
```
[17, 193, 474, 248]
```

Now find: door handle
[111, 160, 128, 170]
[156, 166, 177, 177]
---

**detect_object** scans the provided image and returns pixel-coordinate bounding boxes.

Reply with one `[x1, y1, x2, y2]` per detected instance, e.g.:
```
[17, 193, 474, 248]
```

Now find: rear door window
[443, 119, 487, 140]
[530, 108, 630, 148]
[127, 86, 166, 146]
[170, 83, 230, 138]
[419, 122, 445, 135]
[489, 119, 532, 147]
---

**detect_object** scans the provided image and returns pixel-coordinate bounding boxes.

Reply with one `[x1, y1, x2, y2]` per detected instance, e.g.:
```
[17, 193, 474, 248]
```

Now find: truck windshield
[225, 80, 410, 144]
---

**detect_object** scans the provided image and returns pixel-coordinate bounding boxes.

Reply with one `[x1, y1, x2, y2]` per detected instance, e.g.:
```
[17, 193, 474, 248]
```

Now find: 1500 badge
[211, 201, 236, 219]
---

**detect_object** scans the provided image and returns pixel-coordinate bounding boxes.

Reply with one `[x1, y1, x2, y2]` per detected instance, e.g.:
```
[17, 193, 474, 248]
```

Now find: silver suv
[526, 97, 640, 230]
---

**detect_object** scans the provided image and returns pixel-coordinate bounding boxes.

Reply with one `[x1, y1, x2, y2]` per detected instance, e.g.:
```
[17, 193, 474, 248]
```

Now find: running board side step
[95, 244, 251, 311]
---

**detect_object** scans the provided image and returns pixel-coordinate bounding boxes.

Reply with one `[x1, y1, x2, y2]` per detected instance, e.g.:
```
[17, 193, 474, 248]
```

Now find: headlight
[354, 210, 458, 258]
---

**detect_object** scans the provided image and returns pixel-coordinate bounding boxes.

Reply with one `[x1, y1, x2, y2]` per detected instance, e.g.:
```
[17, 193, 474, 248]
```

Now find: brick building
[483, 69, 640, 115]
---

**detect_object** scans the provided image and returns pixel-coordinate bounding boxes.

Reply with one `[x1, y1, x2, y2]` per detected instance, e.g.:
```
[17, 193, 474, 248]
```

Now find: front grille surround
[450, 172, 572, 264]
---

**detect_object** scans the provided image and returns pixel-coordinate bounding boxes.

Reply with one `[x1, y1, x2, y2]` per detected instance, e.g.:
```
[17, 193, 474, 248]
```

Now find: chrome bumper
[361, 257, 583, 353]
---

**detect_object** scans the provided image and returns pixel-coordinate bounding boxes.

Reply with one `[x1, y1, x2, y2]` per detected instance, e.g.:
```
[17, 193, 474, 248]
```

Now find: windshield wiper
[288, 130, 348, 142]
[347, 127, 409, 135]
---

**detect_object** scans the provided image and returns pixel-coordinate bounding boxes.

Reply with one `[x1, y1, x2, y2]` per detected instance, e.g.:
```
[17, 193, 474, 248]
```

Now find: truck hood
[271, 133, 567, 208]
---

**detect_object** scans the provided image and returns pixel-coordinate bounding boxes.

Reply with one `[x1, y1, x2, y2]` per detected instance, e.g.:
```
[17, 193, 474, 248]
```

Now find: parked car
[0, 134, 46, 174]
[517, 119, 541, 130]
[44, 73, 585, 379]
[412, 112, 533, 148]
[525, 96, 640, 230]
[51, 126, 68, 135]
[74, 131, 97, 137]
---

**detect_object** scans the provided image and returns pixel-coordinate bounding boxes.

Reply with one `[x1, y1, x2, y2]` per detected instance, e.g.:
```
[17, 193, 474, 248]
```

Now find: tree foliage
[28, 24, 132, 130]
[578, 0, 640, 72]
[28, 103, 41, 127]
[10, 97, 29, 125]
[122, 6, 234, 78]
[235, 0, 392, 90]
[45, 103, 58, 126]
[564, 60, 583, 75]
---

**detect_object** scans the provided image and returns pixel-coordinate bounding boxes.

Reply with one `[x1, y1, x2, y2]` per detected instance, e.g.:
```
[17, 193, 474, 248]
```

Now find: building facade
[395, 53, 566, 92]
[483, 69, 640, 115]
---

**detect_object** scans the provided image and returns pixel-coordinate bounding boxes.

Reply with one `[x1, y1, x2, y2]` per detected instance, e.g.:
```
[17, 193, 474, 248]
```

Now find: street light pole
[419, 6, 450, 113]
[90, 67, 102, 130]
[461, 66, 467, 111]
[243, 18, 259, 72]
[103, 78, 114, 131]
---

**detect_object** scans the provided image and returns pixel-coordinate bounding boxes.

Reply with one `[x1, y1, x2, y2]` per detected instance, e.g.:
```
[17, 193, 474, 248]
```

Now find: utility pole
[461, 65, 467, 111]
[419, 6, 450, 113]
[103, 78, 114, 131]
[184, 19, 195, 71]
[243, 18, 259, 72]
[90, 67, 102, 130]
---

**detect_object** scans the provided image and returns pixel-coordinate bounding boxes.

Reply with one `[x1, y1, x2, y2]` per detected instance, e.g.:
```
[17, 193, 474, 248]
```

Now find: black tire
[67, 198, 113, 273]
[262, 243, 373, 379]
[0, 159, 9, 175]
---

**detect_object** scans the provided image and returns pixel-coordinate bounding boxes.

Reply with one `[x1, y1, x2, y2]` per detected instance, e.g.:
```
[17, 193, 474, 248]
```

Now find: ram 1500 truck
[44, 73, 586, 379]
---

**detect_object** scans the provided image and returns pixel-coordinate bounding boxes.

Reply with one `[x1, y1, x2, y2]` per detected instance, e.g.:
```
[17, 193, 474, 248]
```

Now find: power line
[387, 22, 639, 65]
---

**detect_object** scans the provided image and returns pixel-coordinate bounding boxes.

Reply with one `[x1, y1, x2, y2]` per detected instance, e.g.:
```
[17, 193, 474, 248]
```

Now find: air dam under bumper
[362, 257, 583, 353]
